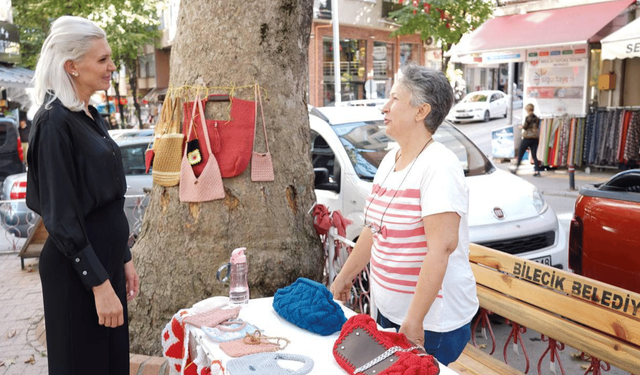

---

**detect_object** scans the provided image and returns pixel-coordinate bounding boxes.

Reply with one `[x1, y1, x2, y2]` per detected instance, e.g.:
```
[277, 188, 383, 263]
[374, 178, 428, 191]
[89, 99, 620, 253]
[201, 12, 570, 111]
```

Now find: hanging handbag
[182, 94, 255, 178]
[144, 138, 154, 173]
[333, 314, 440, 375]
[152, 97, 185, 186]
[179, 95, 226, 202]
[251, 84, 275, 182]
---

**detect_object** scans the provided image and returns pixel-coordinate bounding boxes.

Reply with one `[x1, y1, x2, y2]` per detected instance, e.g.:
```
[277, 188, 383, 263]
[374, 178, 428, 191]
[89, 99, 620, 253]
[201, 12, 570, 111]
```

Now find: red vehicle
[569, 169, 640, 294]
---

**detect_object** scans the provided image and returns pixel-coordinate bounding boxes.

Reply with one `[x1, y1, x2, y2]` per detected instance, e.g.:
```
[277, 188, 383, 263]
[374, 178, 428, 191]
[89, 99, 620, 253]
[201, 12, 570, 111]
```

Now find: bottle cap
[230, 247, 247, 264]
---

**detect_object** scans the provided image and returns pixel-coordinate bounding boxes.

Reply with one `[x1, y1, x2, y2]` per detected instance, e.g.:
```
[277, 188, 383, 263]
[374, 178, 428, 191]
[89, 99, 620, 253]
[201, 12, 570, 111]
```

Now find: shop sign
[527, 45, 587, 61]
[482, 50, 525, 63]
[0, 21, 20, 64]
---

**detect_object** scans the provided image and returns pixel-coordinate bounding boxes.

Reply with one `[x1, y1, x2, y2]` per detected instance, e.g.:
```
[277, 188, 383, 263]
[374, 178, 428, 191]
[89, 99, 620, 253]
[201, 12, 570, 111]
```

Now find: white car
[447, 90, 508, 123]
[310, 106, 567, 269]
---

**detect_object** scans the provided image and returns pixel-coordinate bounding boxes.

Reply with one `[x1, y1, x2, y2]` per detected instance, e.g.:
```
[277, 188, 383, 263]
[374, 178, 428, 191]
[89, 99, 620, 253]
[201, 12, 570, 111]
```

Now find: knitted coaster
[273, 277, 347, 336]
[227, 353, 314, 375]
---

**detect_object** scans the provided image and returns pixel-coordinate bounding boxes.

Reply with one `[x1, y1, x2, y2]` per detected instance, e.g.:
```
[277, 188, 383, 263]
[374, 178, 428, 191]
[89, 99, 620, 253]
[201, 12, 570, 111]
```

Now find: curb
[130, 354, 170, 375]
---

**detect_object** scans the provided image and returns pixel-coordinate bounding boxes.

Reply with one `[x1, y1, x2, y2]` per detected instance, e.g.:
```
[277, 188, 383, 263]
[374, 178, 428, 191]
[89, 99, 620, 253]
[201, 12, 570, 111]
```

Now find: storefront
[449, 0, 637, 170]
[309, 23, 423, 107]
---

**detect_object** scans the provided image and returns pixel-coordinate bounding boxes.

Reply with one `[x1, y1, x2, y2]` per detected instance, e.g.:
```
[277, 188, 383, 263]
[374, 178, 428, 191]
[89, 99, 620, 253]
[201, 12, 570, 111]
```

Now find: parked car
[446, 90, 508, 123]
[569, 169, 640, 293]
[108, 128, 155, 140]
[310, 106, 568, 269]
[0, 136, 153, 238]
[0, 116, 26, 186]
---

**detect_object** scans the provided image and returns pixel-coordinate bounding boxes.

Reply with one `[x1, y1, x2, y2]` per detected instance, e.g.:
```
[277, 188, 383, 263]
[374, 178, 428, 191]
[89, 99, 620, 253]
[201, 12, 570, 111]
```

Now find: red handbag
[333, 314, 440, 375]
[182, 95, 255, 178]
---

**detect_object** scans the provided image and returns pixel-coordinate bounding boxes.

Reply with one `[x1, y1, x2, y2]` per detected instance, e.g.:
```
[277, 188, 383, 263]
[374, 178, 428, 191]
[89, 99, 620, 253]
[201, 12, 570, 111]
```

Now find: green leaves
[388, 0, 492, 51]
[13, 0, 161, 70]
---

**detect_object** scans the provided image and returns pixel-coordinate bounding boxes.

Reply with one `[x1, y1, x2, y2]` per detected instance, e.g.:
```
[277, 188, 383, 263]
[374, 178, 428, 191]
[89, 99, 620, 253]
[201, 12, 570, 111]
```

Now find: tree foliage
[388, 0, 492, 68]
[13, 0, 161, 70]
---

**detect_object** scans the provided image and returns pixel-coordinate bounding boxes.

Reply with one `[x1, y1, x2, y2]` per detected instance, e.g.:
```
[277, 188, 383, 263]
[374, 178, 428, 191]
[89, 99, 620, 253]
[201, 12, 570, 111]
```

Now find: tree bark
[128, 0, 322, 355]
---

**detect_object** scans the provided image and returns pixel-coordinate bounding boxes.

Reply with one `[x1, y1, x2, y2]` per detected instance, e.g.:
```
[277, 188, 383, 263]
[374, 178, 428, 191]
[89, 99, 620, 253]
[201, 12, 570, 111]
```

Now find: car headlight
[531, 188, 548, 214]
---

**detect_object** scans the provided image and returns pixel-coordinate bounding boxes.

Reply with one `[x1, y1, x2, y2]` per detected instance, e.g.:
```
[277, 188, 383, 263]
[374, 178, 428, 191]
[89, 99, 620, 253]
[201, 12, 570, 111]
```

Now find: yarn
[273, 277, 347, 336]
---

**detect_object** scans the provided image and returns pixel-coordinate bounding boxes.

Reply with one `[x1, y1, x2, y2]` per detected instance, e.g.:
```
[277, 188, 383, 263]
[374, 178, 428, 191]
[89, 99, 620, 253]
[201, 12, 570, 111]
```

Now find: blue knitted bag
[272, 277, 347, 336]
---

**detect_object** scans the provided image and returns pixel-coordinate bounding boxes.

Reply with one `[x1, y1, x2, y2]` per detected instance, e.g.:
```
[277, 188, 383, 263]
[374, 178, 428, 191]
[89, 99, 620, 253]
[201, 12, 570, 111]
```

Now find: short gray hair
[397, 64, 454, 133]
[33, 16, 107, 111]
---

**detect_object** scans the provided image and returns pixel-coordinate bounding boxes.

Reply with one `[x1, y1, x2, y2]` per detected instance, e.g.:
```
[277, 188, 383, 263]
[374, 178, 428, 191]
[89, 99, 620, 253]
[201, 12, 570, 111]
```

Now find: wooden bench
[449, 243, 640, 374]
[18, 217, 47, 269]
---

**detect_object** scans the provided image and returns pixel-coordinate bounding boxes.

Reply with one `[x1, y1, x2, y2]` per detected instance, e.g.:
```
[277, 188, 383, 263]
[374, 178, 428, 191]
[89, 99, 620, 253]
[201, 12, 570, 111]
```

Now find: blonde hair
[32, 16, 107, 111]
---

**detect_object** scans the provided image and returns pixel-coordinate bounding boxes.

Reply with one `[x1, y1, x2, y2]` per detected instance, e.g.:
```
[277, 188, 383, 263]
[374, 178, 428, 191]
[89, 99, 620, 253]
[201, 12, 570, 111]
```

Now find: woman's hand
[124, 260, 140, 302]
[330, 275, 352, 303]
[92, 279, 124, 328]
[399, 318, 425, 348]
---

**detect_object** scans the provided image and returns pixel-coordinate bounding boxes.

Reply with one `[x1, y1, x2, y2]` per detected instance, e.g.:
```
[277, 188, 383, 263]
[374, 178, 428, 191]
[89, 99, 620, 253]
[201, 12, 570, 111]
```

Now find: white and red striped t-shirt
[366, 142, 479, 332]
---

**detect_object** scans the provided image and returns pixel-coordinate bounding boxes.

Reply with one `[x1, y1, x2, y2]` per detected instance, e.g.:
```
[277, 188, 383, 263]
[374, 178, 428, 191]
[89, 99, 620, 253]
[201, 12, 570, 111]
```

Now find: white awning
[602, 16, 640, 60]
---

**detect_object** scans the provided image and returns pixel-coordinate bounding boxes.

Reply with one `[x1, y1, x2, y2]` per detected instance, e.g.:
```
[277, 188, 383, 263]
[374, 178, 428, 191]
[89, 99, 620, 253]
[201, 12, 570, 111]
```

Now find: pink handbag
[251, 84, 275, 182]
[180, 95, 225, 202]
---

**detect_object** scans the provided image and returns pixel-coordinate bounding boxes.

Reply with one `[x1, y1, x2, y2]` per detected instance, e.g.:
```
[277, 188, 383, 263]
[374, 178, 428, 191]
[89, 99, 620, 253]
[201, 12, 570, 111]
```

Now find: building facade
[139, 0, 429, 109]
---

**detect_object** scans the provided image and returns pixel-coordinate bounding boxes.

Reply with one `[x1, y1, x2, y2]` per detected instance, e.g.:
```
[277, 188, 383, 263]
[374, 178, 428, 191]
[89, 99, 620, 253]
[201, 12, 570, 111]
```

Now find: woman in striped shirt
[330, 64, 479, 366]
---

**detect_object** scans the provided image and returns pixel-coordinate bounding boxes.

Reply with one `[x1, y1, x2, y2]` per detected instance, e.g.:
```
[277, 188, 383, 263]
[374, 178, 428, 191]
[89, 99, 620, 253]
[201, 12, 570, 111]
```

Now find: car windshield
[331, 120, 494, 181]
[464, 94, 488, 103]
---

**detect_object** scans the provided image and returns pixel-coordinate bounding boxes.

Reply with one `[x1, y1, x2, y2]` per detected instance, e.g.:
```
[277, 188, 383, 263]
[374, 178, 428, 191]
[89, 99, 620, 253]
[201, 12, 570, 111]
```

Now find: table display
[167, 296, 459, 375]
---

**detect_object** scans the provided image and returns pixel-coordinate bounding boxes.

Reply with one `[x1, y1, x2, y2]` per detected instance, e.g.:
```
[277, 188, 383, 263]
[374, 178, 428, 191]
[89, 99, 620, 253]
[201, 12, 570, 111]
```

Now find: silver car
[0, 137, 153, 240]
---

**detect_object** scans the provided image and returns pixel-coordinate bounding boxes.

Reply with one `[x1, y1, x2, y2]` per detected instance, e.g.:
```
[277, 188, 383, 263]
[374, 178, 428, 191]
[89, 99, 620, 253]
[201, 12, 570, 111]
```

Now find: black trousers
[40, 200, 130, 375]
[516, 138, 541, 172]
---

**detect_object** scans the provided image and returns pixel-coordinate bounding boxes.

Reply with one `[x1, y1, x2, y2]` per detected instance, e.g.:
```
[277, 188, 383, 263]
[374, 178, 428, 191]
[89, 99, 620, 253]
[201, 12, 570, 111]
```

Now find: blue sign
[491, 126, 515, 158]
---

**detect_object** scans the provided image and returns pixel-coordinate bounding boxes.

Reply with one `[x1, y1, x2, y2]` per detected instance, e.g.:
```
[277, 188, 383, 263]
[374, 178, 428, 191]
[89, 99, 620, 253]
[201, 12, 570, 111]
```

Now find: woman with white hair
[331, 64, 478, 365]
[26, 16, 139, 374]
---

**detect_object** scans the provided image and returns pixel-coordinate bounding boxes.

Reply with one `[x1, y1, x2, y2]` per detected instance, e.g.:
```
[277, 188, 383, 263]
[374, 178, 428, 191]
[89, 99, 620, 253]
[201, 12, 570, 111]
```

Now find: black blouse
[26, 99, 130, 290]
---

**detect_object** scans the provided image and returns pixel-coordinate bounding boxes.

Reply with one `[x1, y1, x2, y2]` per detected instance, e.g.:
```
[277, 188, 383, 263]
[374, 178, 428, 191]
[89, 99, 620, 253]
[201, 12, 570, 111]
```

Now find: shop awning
[450, 0, 634, 56]
[0, 65, 34, 89]
[602, 16, 640, 60]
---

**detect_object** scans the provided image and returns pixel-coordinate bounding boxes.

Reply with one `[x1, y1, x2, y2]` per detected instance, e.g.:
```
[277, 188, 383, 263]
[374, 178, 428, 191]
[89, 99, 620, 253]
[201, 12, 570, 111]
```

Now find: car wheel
[483, 110, 490, 122]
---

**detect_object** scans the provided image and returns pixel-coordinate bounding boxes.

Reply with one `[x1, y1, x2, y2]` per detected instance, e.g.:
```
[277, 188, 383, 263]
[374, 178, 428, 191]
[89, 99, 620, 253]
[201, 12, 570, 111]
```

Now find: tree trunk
[129, 0, 321, 355]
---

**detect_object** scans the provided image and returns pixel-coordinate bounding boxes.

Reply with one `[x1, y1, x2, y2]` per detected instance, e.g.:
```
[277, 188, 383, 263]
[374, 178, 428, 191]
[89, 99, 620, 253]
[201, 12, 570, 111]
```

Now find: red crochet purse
[333, 314, 440, 375]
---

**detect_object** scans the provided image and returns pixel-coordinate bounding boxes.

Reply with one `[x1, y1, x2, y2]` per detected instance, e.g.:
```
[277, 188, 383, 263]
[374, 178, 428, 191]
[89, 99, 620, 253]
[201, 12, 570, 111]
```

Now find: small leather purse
[333, 314, 440, 375]
[251, 84, 274, 182]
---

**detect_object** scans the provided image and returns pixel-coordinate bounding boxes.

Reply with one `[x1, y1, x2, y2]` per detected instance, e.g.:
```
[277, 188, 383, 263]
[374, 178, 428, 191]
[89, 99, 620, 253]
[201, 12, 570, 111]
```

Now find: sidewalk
[494, 161, 618, 197]
[0, 254, 46, 375]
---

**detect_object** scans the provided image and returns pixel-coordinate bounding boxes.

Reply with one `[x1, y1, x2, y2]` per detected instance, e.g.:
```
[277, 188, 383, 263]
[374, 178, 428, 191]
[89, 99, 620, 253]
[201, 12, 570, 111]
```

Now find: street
[455, 115, 625, 375]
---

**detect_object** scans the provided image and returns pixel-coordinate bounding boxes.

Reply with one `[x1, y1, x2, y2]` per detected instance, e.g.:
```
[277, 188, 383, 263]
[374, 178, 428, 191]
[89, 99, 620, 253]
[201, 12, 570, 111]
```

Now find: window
[322, 38, 367, 105]
[311, 131, 340, 191]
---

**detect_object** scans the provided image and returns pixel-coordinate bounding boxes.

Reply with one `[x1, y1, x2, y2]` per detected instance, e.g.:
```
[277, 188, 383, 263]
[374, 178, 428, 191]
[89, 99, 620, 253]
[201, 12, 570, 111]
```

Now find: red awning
[451, 0, 634, 55]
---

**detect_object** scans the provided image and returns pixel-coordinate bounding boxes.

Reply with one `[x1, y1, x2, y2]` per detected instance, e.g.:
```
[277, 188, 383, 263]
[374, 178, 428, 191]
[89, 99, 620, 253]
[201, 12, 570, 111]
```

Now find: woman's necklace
[364, 137, 433, 238]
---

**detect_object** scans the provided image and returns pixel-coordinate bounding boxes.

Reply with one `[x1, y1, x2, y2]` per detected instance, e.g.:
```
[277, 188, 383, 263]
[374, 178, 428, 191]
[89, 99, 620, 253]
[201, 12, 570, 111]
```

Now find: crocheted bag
[227, 353, 314, 375]
[333, 314, 440, 375]
[219, 331, 289, 358]
[182, 305, 240, 329]
[272, 277, 347, 336]
[201, 320, 261, 342]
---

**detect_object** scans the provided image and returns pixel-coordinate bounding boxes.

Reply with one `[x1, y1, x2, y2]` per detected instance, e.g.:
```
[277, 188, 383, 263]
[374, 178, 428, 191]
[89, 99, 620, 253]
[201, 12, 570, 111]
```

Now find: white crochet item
[227, 353, 314, 375]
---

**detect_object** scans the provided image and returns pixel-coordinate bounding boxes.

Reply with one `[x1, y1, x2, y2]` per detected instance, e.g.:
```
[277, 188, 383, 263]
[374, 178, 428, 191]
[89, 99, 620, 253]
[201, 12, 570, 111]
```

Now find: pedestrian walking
[514, 103, 542, 176]
[27, 15, 139, 375]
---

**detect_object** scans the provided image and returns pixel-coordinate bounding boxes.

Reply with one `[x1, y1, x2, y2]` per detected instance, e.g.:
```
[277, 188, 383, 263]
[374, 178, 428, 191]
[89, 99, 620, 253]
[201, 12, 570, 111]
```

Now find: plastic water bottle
[229, 247, 249, 306]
